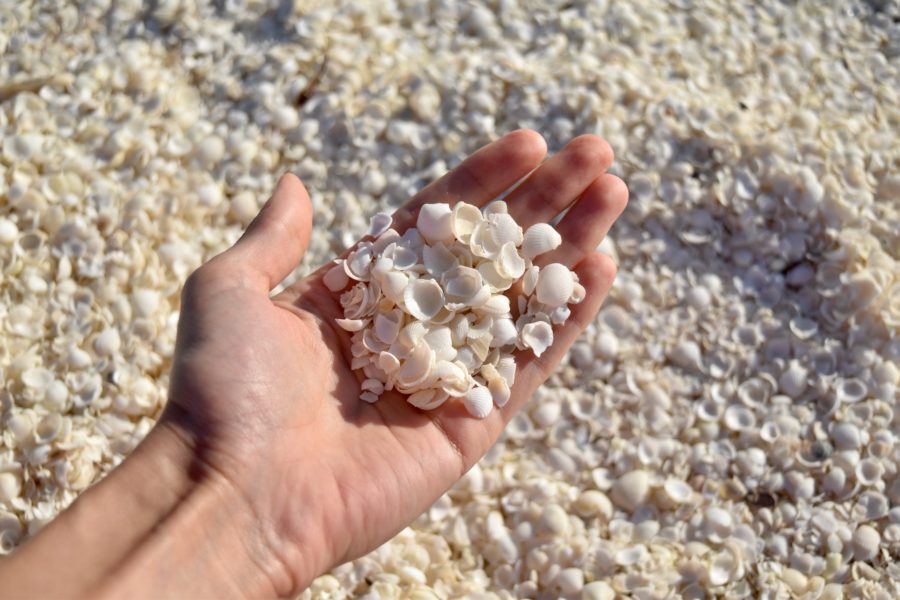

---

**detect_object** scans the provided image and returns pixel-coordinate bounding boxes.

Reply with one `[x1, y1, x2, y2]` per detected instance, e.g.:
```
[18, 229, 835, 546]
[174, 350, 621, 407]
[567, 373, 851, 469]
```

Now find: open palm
[160, 130, 628, 594]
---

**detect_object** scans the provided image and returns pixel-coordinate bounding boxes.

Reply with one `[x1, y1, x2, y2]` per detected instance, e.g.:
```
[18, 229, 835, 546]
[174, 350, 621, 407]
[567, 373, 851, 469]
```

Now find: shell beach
[1, 1, 898, 598]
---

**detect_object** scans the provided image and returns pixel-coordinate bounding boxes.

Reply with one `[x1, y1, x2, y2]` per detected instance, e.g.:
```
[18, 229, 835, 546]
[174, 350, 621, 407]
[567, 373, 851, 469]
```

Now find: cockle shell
[487, 213, 524, 246]
[464, 384, 493, 418]
[443, 266, 488, 307]
[522, 265, 540, 296]
[396, 343, 435, 389]
[408, 388, 450, 410]
[374, 308, 403, 344]
[368, 212, 392, 237]
[416, 203, 453, 244]
[423, 242, 457, 276]
[496, 242, 526, 279]
[488, 376, 511, 408]
[536, 263, 575, 308]
[521, 321, 553, 357]
[404, 279, 444, 321]
[477, 260, 514, 292]
[451, 202, 483, 243]
[521, 223, 562, 260]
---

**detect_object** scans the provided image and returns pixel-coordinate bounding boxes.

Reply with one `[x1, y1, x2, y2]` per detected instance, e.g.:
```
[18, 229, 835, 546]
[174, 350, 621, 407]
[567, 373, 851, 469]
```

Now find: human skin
[0, 130, 628, 598]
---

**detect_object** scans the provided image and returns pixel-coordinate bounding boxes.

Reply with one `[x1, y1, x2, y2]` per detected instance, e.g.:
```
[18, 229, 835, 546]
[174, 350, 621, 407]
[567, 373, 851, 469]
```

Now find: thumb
[229, 173, 313, 291]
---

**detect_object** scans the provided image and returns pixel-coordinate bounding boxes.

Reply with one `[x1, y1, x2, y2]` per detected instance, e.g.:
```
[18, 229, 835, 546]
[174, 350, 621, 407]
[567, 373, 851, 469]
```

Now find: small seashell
[367, 212, 392, 237]
[377, 351, 401, 374]
[478, 294, 511, 317]
[522, 265, 540, 296]
[521, 223, 562, 260]
[832, 422, 861, 451]
[615, 545, 648, 566]
[360, 391, 379, 403]
[469, 220, 503, 259]
[779, 361, 808, 398]
[374, 308, 403, 344]
[520, 321, 553, 357]
[443, 266, 488, 307]
[495, 242, 526, 279]
[549, 305, 570, 325]
[723, 405, 756, 432]
[324, 263, 350, 292]
[488, 376, 510, 408]
[486, 213, 523, 246]
[403, 279, 445, 321]
[477, 260, 513, 292]
[380, 271, 409, 304]
[489, 318, 518, 347]
[708, 550, 737, 586]
[496, 356, 517, 386]
[423, 242, 458, 277]
[416, 203, 453, 244]
[569, 283, 586, 304]
[611, 470, 650, 512]
[396, 343, 435, 390]
[851, 525, 880, 561]
[450, 202, 482, 243]
[408, 388, 450, 410]
[535, 263, 575, 308]
[391, 246, 419, 270]
[834, 377, 867, 404]
[336, 318, 367, 332]
[464, 384, 493, 419]
[855, 458, 884, 486]
[662, 478, 693, 504]
[94, 328, 121, 356]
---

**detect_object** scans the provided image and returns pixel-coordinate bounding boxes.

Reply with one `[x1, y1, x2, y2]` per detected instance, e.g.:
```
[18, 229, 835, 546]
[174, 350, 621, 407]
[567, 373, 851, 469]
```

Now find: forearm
[0, 420, 300, 599]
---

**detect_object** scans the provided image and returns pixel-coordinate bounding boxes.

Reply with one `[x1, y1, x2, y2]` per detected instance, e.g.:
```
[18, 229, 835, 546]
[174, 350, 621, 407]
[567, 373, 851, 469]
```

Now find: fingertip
[567, 134, 614, 171]
[577, 252, 618, 291]
[505, 128, 548, 161]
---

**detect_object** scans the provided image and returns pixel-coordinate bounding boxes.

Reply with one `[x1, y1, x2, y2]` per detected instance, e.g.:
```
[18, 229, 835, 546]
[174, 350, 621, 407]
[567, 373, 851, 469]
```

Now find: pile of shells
[325, 202, 580, 417]
[1, 0, 898, 598]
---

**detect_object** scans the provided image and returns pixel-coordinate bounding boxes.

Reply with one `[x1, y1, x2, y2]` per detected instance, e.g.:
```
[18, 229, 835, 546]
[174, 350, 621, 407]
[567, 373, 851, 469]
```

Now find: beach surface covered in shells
[1, 1, 898, 598]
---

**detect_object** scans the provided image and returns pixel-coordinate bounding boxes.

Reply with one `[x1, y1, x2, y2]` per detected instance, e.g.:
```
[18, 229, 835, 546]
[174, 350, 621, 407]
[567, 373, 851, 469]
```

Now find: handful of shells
[324, 201, 584, 418]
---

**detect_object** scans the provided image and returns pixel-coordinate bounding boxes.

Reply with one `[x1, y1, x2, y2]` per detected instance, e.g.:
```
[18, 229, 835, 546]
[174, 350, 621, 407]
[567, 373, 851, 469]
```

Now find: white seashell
[522, 265, 540, 296]
[422, 242, 458, 277]
[21, 367, 53, 390]
[391, 246, 419, 270]
[489, 318, 518, 347]
[396, 343, 435, 390]
[360, 391, 379, 403]
[611, 470, 650, 512]
[336, 318, 368, 333]
[663, 478, 693, 504]
[832, 422, 861, 450]
[851, 525, 880, 561]
[424, 325, 454, 354]
[495, 355, 517, 386]
[416, 203, 453, 244]
[495, 242, 526, 279]
[361, 378, 385, 394]
[94, 328, 121, 356]
[367, 212, 392, 237]
[469, 220, 503, 259]
[374, 309, 403, 344]
[464, 385, 493, 418]
[377, 351, 401, 373]
[398, 321, 428, 348]
[483, 201, 508, 216]
[614, 545, 648, 566]
[451, 202, 483, 243]
[549, 305, 571, 325]
[535, 263, 575, 308]
[488, 376, 510, 408]
[34, 413, 64, 444]
[403, 279, 445, 321]
[370, 256, 393, 279]
[344, 243, 375, 281]
[723, 405, 756, 432]
[477, 260, 513, 292]
[486, 213, 523, 246]
[779, 361, 808, 398]
[835, 377, 867, 404]
[569, 282, 586, 304]
[324, 263, 350, 292]
[856, 458, 884, 486]
[407, 388, 450, 410]
[448, 314, 470, 346]
[380, 271, 409, 304]
[520, 321, 553, 357]
[474, 294, 508, 317]
[521, 223, 562, 260]
[708, 550, 737, 586]
[443, 266, 487, 307]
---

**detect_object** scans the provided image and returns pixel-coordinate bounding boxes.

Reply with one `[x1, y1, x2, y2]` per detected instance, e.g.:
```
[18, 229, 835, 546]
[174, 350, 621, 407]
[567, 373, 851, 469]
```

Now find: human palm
[160, 130, 627, 594]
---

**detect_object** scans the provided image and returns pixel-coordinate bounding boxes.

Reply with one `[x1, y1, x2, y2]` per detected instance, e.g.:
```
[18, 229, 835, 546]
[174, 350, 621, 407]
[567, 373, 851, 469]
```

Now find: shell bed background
[0, 0, 898, 598]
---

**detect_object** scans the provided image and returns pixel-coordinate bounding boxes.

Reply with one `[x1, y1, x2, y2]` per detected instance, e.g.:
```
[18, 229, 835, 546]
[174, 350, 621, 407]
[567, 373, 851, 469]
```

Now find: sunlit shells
[329, 202, 581, 417]
[368, 212, 392, 238]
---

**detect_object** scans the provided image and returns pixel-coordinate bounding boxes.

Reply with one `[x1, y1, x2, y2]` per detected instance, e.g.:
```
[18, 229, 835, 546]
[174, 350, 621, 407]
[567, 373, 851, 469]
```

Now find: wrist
[95, 413, 312, 598]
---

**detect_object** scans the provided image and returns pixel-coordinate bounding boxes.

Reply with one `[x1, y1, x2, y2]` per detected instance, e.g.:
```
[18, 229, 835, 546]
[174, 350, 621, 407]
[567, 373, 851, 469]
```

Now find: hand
[0, 130, 627, 599]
